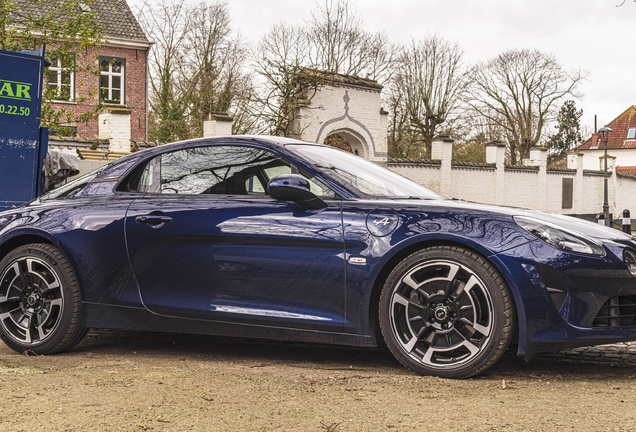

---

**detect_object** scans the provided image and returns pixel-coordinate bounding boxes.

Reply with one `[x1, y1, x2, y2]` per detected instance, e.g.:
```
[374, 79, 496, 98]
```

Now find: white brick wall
[616, 174, 636, 217]
[450, 168, 496, 203]
[390, 164, 441, 192]
[389, 138, 636, 218]
[203, 119, 232, 137]
[504, 170, 540, 209]
[296, 83, 387, 163]
[581, 174, 609, 214]
[98, 108, 131, 152]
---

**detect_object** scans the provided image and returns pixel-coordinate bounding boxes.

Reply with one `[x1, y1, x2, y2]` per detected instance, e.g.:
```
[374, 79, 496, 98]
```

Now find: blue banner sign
[0, 47, 47, 210]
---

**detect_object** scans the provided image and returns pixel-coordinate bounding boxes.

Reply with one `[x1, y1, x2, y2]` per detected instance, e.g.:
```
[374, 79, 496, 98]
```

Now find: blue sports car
[1, 136, 636, 378]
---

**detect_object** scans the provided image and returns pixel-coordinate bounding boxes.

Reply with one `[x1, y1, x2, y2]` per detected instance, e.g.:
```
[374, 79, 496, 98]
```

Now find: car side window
[136, 145, 335, 197]
[137, 157, 161, 193]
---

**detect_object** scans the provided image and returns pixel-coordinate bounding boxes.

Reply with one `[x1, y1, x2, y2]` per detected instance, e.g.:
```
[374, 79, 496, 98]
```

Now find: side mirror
[268, 174, 327, 210]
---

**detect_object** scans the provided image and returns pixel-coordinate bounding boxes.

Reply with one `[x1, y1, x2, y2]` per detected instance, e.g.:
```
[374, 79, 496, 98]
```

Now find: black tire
[379, 246, 515, 379]
[0, 243, 88, 354]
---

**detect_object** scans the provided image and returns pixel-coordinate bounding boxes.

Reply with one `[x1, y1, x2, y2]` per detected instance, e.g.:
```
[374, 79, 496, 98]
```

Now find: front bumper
[491, 237, 636, 354]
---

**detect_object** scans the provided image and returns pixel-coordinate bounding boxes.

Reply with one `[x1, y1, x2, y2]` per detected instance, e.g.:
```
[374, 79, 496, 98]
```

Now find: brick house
[42, 0, 151, 143]
[575, 105, 636, 176]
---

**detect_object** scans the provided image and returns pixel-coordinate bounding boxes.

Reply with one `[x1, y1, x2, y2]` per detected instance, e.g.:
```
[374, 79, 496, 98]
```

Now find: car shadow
[71, 329, 636, 379]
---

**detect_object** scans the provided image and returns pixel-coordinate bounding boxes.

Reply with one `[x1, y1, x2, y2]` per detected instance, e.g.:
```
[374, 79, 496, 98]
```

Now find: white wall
[388, 139, 636, 219]
[296, 83, 388, 163]
[615, 174, 636, 218]
[580, 148, 636, 170]
[203, 119, 232, 137]
[451, 168, 496, 204]
[503, 170, 540, 209]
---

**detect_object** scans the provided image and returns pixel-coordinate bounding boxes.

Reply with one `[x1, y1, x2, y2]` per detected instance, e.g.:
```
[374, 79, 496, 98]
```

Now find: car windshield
[287, 144, 443, 199]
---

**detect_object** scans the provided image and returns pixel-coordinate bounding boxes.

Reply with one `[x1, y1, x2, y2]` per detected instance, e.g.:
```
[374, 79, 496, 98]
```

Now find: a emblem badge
[373, 217, 391, 226]
[366, 209, 399, 237]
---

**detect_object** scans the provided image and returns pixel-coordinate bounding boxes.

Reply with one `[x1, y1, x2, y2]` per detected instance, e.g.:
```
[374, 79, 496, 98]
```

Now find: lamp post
[599, 126, 613, 226]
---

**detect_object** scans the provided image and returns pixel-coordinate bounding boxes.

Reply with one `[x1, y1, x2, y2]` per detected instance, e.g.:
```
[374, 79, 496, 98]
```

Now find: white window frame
[99, 56, 125, 104]
[628, 127, 636, 140]
[47, 56, 75, 101]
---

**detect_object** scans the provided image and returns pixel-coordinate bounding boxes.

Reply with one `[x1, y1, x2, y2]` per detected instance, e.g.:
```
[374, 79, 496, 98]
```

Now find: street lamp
[599, 126, 613, 226]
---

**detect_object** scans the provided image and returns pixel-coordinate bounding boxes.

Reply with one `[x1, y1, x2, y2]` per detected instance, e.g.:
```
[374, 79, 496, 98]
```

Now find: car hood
[381, 198, 634, 243]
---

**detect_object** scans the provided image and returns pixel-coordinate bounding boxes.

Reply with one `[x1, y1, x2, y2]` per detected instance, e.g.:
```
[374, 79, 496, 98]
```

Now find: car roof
[96, 135, 322, 179]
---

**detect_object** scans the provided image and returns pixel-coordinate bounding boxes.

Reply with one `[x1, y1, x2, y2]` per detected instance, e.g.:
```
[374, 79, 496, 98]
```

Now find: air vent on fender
[536, 266, 568, 311]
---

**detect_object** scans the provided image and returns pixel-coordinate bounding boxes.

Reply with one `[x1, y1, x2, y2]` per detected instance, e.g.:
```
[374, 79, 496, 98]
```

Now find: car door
[125, 144, 346, 332]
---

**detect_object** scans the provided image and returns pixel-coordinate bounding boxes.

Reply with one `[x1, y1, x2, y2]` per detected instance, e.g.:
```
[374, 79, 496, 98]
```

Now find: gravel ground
[1, 330, 636, 431]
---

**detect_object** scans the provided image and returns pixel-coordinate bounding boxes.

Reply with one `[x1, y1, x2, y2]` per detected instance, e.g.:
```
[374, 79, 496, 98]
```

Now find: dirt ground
[1, 331, 635, 432]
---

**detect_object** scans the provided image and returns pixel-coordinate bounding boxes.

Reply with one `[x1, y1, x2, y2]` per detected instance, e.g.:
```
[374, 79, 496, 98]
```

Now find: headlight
[624, 250, 636, 276]
[514, 216, 605, 256]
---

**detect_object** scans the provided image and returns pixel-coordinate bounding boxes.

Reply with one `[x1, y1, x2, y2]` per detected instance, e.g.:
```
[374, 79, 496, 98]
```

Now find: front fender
[0, 223, 67, 262]
[342, 203, 536, 338]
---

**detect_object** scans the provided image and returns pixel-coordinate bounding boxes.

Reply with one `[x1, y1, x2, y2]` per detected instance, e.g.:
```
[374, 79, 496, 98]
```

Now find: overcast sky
[132, 0, 635, 136]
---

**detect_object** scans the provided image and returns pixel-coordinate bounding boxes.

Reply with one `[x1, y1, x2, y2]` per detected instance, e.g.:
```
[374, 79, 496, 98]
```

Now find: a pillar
[431, 135, 453, 199]
[203, 112, 234, 137]
[528, 147, 547, 211]
[486, 141, 506, 206]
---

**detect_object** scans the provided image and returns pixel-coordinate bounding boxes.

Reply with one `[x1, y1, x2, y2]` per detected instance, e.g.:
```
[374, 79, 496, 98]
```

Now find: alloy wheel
[0, 257, 64, 345]
[389, 259, 494, 368]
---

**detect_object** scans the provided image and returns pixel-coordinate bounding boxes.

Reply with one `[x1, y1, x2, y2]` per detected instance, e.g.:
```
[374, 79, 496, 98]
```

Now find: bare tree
[445, 107, 508, 163]
[138, 0, 252, 142]
[228, 79, 260, 135]
[388, 35, 465, 158]
[251, 0, 393, 137]
[465, 48, 587, 165]
[137, 0, 191, 142]
[386, 84, 420, 158]
[250, 23, 315, 136]
[186, 3, 251, 136]
[306, 0, 393, 83]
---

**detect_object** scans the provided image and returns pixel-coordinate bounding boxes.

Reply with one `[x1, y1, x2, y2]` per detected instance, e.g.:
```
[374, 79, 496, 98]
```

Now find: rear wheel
[379, 246, 515, 379]
[0, 243, 87, 354]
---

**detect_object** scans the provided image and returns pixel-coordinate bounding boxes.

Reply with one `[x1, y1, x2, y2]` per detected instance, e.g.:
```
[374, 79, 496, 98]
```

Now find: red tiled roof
[617, 166, 636, 176]
[576, 106, 636, 150]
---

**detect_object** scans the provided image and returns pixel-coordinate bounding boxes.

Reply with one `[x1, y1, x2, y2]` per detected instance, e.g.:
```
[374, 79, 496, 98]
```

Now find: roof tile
[12, 0, 148, 43]
[617, 166, 636, 177]
[576, 105, 636, 150]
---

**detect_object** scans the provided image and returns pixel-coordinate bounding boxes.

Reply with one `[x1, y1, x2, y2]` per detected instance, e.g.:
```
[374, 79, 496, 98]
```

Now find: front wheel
[379, 246, 515, 379]
[0, 243, 87, 354]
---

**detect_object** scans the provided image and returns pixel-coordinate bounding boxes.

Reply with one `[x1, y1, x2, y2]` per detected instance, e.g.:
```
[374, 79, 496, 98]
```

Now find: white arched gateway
[290, 73, 388, 163]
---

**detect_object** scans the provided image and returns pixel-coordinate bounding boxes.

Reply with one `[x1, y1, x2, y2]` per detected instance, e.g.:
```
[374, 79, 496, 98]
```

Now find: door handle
[135, 214, 173, 225]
